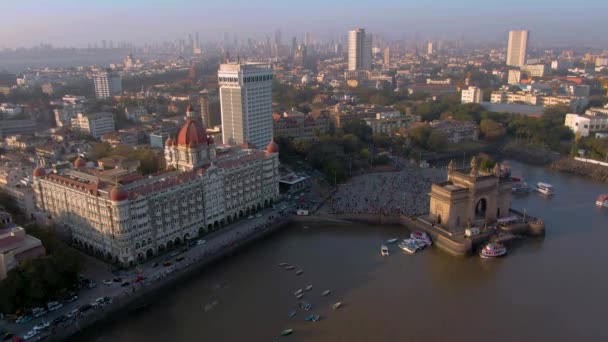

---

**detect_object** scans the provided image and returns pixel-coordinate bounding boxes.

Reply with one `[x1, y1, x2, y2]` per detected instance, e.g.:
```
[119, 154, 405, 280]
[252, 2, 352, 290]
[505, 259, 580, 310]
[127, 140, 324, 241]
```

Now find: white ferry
[479, 243, 507, 258]
[381, 245, 389, 256]
[596, 195, 608, 208]
[535, 182, 554, 196]
[410, 231, 432, 246]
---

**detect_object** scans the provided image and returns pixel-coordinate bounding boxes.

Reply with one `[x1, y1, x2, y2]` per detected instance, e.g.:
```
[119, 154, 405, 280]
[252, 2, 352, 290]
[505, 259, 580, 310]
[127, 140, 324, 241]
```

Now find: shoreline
[56, 217, 293, 342]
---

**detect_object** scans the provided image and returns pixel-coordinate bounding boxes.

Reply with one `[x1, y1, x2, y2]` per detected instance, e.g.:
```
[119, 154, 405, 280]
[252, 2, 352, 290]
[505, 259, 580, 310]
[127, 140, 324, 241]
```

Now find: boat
[398, 241, 416, 254]
[321, 290, 330, 296]
[381, 245, 389, 256]
[305, 314, 315, 321]
[303, 303, 312, 311]
[511, 182, 532, 194]
[312, 315, 321, 322]
[278, 262, 288, 267]
[535, 182, 554, 195]
[386, 238, 398, 244]
[305, 285, 312, 291]
[294, 289, 303, 296]
[410, 231, 432, 246]
[280, 329, 294, 336]
[296, 293, 303, 299]
[332, 302, 342, 309]
[285, 265, 295, 270]
[296, 269, 303, 275]
[596, 194, 608, 208]
[288, 310, 297, 317]
[479, 243, 507, 258]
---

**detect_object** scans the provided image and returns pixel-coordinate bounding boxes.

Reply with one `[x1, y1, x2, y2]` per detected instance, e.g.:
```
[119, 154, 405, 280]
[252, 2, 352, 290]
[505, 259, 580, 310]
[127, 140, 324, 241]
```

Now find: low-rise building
[565, 112, 608, 137]
[0, 120, 37, 139]
[0, 224, 46, 281]
[507, 69, 522, 85]
[430, 119, 479, 143]
[71, 112, 115, 138]
[521, 64, 547, 78]
[273, 111, 330, 141]
[461, 86, 483, 104]
[124, 106, 147, 122]
[364, 112, 420, 135]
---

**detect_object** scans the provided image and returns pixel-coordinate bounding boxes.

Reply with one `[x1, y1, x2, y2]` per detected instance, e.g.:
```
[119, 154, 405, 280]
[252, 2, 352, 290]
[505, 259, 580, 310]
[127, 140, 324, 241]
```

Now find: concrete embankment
[56, 218, 293, 342]
[501, 143, 560, 166]
[550, 158, 608, 183]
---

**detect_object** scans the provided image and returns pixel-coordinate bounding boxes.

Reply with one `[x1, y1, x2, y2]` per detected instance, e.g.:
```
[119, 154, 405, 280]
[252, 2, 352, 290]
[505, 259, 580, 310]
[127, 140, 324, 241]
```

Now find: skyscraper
[383, 47, 390, 66]
[93, 69, 122, 99]
[506, 30, 529, 67]
[348, 28, 372, 71]
[218, 63, 274, 148]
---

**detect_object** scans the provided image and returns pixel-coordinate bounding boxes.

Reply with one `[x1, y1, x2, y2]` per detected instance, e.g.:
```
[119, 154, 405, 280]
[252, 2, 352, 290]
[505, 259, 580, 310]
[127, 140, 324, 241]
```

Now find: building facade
[93, 69, 122, 99]
[565, 112, 608, 137]
[0, 224, 46, 281]
[71, 112, 115, 138]
[218, 63, 274, 148]
[461, 86, 483, 104]
[348, 28, 372, 71]
[273, 111, 330, 141]
[507, 30, 529, 67]
[430, 120, 479, 143]
[34, 107, 280, 266]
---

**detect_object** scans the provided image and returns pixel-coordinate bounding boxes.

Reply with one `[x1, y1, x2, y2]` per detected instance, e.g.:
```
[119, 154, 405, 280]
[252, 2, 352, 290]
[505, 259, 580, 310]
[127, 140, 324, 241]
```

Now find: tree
[342, 120, 372, 142]
[427, 130, 448, 151]
[480, 119, 506, 141]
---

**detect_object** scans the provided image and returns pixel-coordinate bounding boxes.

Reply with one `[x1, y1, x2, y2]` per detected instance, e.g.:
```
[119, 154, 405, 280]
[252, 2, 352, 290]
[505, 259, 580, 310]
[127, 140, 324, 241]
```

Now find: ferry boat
[596, 194, 608, 208]
[410, 231, 432, 246]
[332, 302, 342, 309]
[381, 245, 389, 256]
[535, 182, 554, 195]
[479, 243, 507, 258]
[321, 290, 331, 296]
[511, 182, 532, 194]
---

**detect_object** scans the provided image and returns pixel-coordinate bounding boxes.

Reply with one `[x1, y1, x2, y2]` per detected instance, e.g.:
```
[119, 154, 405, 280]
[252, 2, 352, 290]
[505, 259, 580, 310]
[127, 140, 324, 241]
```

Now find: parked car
[66, 294, 78, 303]
[163, 260, 172, 267]
[103, 280, 113, 286]
[2, 333, 15, 341]
[79, 304, 92, 313]
[16, 316, 32, 324]
[176, 255, 185, 262]
[151, 262, 159, 268]
[33, 322, 49, 332]
[32, 308, 47, 318]
[87, 281, 97, 289]
[51, 315, 66, 325]
[121, 281, 130, 287]
[112, 277, 122, 283]
[67, 309, 79, 319]
[47, 302, 62, 311]
[196, 239, 206, 245]
[22, 330, 38, 340]
[169, 251, 180, 257]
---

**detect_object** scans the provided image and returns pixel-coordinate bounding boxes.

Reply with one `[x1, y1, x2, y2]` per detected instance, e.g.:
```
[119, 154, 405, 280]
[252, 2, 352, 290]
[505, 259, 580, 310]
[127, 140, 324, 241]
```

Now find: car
[112, 277, 122, 283]
[103, 296, 112, 304]
[255, 214, 262, 218]
[32, 309, 47, 318]
[103, 279, 113, 286]
[247, 215, 254, 219]
[169, 251, 180, 257]
[121, 281, 130, 287]
[95, 297, 106, 305]
[163, 260, 172, 267]
[22, 330, 38, 340]
[2, 333, 15, 341]
[176, 255, 185, 262]
[66, 294, 78, 303]
[16, 316, 32, 324]
[79, 304, 92, 313]
[33, 322, 49, 332]
[87, 281, 97, 289]
[48, 303, 63, 311]
[196, 239, 206, 245]
[51, 315, 66, 325]
[151, 262, 159, 268]
[67, 309, 79, 319]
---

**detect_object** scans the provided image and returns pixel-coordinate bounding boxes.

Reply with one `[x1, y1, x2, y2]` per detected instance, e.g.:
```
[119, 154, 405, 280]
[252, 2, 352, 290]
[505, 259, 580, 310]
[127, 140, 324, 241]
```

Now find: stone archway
[475, 198, 487, 219]
[167, 240, 174, 249]
[207, 223, 213, 231]
[138, 253, 145, 261]
[174, 237, 181, 246]
[239, 210, 244, 218]
[184, 233, 191, 242]
[220, 218, 225, 226]
[158, 244, 166, 253]
[257, 203, 262, 211]
[264, 199, 269, 207]
[214, 221, 219, 229]
[199, 227, 206, 235]
[437, 214, 442, 225]
[146, 248, 154, 258]
[227, 216, 233, 223]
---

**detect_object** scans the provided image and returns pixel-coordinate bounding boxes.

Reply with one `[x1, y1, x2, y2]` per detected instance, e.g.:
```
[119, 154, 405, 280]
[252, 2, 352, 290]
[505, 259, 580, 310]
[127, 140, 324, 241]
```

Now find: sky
[2, 0, 608, 48]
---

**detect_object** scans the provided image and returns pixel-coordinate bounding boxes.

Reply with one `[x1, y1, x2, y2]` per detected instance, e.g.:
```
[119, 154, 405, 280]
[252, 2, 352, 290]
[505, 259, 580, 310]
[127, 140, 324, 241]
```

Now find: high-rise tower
[348, 28, 372, 71]
[506, 30, 529, 67]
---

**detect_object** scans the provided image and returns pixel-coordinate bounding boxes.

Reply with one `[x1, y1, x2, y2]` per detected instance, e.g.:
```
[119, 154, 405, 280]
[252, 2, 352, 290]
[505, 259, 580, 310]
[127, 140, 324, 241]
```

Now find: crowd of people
[329, 166, 446, 216]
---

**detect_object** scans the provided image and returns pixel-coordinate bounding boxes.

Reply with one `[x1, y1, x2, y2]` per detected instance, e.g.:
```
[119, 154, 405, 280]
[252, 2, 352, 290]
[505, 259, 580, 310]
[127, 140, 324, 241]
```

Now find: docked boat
[296, 293, 303, 299]
[285, 265, 295, 270]
[305, 285, 312, 291]
[479, 243, 507, 258]
[311, 315, 321, 322]
[303, 303, 312, 311]
[294, 289, 303, 296]
[296, 269, 303, 275]
[410, 231, 432, 246]
[288, 310, 297, 317]
[398, 241, 416, 254]
[281, 329, 294, 336]
[386, 238, 398, 244]
[321, 290, 331, 296]
[305, 314, 315, 321]
[278, 262, 288, 267]
[596, 194, 608, 208]
[511, 182, 532, 194]
[332, 302, 342, 309]
[535, 182, 554, 195]
[381, 245, 389, 256]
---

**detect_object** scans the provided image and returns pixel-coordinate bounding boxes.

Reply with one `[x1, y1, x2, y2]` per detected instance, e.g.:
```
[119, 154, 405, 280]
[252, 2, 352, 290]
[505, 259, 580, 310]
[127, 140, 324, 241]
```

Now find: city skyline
[2, 0, 608, 48]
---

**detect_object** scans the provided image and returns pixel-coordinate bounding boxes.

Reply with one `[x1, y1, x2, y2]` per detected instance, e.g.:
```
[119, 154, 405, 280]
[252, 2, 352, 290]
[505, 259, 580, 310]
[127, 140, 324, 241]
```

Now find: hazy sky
[2, 0, 608, 48]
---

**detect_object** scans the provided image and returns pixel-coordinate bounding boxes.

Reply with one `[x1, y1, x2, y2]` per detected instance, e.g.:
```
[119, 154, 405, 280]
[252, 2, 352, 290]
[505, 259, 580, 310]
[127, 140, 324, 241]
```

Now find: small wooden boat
[285, 265, 295, 270]
[296, 269, 303, 275]
[321, 290, 330, 296]
[311, 315, 320, 322]
[296, 293, 303, 299]
[386, 238, 398, 244]
[288, 310, 297, 317]
[278, 262, 288, 267]
[331, 302, 342, 309]
[305, 285, 312, 291]
[280, 329, 294, 336]
[305, 314, 314, 321]
[294, 289, 303, 296]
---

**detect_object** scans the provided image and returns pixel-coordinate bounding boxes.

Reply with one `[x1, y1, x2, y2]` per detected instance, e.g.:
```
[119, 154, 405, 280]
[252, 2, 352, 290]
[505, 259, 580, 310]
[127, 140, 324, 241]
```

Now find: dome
[176, 118, 207, 147]
[165, 137, 173, 147]
[110, 186, 129, 202]
[266, 141, 279, 154]
[33, 167, 46, 178]
[74, 156, 87, 168]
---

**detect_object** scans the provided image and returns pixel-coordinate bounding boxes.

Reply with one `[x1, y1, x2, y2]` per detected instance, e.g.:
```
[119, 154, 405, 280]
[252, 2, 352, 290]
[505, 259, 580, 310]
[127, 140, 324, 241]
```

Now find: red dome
[176, 118, 207, 147]
[266, 141, 279, 153]
[165, 137, 173, 146]
[33, 167, 46, 178]
[110, 186, 129, 202]
[74, 157, 87, 168]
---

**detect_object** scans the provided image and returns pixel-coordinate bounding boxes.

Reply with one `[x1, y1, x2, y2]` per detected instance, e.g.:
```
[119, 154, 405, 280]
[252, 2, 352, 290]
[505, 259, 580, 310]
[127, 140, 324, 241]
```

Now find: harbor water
[74, 161, 608, 341]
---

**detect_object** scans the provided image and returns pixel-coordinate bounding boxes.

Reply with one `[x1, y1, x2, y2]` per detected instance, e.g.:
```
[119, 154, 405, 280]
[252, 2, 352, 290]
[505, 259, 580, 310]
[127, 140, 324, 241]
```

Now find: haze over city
[3, 0, 608, 48]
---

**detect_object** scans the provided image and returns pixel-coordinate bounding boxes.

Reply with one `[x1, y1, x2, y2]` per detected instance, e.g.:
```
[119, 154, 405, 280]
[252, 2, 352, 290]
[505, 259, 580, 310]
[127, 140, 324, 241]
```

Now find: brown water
[75, 161, 608, 341]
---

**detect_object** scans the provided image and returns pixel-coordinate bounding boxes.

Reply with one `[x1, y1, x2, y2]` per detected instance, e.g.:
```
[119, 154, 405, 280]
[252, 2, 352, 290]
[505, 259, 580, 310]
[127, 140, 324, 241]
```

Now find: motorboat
[296, 293, 303, 299]
[410, 231, 432, 246]
[278, 262, 288, 267]
[305, 285, 312, 291]
[332, 302, 342, 309]
[303, 303, 312, 311]
[596, 194, 608, 208]
[386, 238, 398, 244]
[398, 241, 416, 254]
[311, 315, 321, 322]
[479, 243, 507, 258]
[511, 182, 532, 194]
[296, 269, 303, 275]
[535, 182, 554, 195]
[321, 290, 331, 296]
[280, 329, 294, 336]
[305, 314, 314, 321]
[288, 310, 297, 317]
[381, 245, 389, 256]
[285, 265, 295, 270]
[294, 289, 303, 296]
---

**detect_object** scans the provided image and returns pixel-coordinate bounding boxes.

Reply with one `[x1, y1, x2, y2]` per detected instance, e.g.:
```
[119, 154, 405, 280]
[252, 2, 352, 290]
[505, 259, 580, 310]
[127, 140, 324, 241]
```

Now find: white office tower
[218, 63, 274, 148]
[348, 28, 372, 71]
[506, 30, 529, 67]
[93, 69, 122, 99]
[461, 87, 483, 104]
